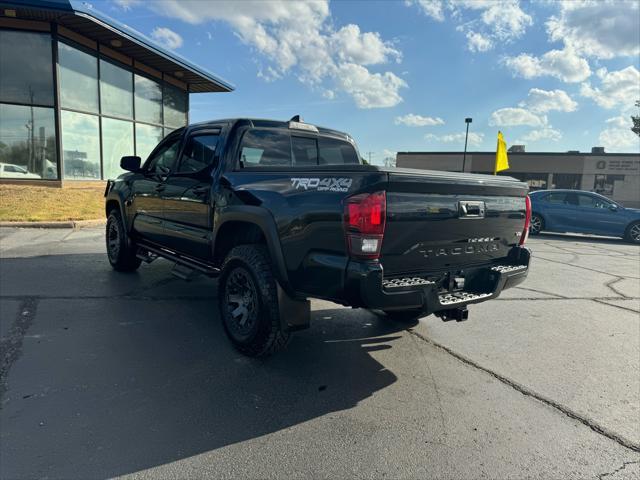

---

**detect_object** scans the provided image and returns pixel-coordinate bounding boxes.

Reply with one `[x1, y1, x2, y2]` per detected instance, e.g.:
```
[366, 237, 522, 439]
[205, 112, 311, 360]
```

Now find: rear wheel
[529, 213, 544, 235]
[219, 245, 290, 357]
[106, 210, 141, 272]
[624, 221, 640, 244]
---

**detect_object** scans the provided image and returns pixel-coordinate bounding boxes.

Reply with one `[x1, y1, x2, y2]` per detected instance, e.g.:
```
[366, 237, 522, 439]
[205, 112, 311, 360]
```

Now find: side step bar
[137, 242, 220, 280]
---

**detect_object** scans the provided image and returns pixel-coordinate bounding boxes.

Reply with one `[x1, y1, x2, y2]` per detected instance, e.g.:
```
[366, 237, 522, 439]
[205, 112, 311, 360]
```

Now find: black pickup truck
[105, 117, 531, 356]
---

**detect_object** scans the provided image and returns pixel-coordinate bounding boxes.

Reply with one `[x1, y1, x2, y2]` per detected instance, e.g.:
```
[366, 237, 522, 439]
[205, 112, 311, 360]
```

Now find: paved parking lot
[1, 227, 639, 479]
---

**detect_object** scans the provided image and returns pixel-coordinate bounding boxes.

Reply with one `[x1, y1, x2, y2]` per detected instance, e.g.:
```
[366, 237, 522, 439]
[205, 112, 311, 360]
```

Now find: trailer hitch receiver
[436, 306, 469, 322]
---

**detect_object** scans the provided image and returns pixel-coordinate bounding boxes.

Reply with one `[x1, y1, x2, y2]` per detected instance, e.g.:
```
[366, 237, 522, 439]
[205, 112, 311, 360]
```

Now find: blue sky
[105, 0, 639, 164]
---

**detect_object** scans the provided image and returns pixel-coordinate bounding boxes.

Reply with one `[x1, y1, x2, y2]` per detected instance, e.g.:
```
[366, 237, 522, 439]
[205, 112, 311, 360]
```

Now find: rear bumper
[345, 246, 531, 314]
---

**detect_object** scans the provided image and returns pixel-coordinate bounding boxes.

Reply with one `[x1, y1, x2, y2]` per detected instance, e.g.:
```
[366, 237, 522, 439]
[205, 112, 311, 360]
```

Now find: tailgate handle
[459, 201, 485, 218]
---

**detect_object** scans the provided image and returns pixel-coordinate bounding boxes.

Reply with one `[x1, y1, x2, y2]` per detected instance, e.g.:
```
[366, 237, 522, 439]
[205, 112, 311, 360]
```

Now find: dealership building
[0, 0, 233, 185]
[397, 147, 640, 208]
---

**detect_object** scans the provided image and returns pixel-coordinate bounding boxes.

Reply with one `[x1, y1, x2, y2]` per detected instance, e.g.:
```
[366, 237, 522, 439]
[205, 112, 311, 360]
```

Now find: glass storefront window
[0, 103, 58, 179]
[135, 74, 162, 124]
[61, 110, 100, 179]
[100, 59, 133, 119]
[163, 83, 187, 128]
[135, 123, 164, 161]
[102, 118, 134, 180]
[0, 31, 54, 106]
[59, 41, 99, 113]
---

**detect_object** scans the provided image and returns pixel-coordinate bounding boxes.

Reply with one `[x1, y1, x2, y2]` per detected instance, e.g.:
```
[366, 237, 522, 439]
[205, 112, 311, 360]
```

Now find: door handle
[193, 186, 209, 196]
[155, 184, 166, 192]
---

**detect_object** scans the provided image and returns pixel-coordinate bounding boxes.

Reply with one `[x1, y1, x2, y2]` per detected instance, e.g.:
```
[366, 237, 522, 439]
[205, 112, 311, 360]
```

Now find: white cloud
[605, 116, 629, 129]
[598, 127, 640, 152]
[395, 114, 445, 127]
[466, 0, 532, 41]
[135, 0, 405, 108]
[503, 48, 591, 83]
[580, 66, 640, 109]
[519, 127, 562, 143]
[522, 88, 578, 113]
[336, 64, 407, 109]
[489, 108, 546, 127]
[150, 27, 183, 50]
[407, 0, 532, 52]
[426, 131, 485, 146]
[407, 0, 445, 22]
[114, 0, 140, 10]
[466, 31, 493, 53]
[332, 24, 401, 65]
[547, 1, 640, 60]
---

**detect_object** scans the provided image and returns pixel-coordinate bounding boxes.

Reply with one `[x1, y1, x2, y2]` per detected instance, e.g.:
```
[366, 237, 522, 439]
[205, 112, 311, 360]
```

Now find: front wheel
[106, 210, 141, 272]
[529, 213, 544, 235]
[624, 221, 640, 244]
[218, 245, 290, 357]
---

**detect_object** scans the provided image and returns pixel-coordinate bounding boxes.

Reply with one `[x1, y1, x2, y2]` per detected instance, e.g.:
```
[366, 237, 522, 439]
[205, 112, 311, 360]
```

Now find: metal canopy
[1, 0, 235, 93]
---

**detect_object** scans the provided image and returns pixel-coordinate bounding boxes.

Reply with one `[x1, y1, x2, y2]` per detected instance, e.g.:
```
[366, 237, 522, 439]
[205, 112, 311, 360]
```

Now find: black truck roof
[187, 118, 353, 141]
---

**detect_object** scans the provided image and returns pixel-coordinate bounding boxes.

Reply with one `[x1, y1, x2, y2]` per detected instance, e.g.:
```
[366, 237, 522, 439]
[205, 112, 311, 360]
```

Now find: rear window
[239, 128, 360, 168]
[319, 137, 359, 165]
[240, 129, 291, 167]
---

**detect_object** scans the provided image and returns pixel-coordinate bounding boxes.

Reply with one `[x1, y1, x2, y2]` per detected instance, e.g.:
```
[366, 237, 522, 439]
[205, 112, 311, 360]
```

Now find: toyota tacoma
[105, 117, 531, 356]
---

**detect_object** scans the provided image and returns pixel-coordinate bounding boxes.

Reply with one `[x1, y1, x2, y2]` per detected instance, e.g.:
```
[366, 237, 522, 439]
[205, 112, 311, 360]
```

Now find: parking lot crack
[535, 256, 639, 280]
[597, 460, 639, 479]
[593, 299, 639, 313]
[407, 329, 640, 454]
[605, 278, 631, 298]
[0, 297, 38, 403]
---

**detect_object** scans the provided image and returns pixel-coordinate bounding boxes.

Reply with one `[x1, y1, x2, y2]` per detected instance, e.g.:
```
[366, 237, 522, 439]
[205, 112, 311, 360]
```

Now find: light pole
[462, 117, 472, 172]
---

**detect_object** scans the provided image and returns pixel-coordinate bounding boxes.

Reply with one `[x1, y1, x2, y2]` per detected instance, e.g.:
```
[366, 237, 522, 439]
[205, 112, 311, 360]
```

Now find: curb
[0, 219, 105, 229]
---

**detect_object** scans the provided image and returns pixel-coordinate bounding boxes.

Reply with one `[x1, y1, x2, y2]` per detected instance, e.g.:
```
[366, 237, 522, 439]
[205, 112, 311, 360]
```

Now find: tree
[632, 100, 640, 137]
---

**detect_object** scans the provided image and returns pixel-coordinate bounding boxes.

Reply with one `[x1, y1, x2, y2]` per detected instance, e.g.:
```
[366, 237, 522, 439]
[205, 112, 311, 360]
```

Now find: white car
[0, 162, 42, 179]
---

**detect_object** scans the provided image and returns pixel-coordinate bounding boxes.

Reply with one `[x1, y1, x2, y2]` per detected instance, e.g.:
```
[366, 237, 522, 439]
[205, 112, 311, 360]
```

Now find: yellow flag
[494, 131, 509, 174]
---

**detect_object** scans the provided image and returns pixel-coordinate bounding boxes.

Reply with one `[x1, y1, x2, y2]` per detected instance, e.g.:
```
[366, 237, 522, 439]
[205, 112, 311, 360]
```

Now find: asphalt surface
[0, 227, 639, 479]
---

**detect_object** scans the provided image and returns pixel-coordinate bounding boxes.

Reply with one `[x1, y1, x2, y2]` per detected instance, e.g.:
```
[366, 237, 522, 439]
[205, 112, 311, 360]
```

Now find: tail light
[519, 195, 531, 246]
[343, 191, 386, 259]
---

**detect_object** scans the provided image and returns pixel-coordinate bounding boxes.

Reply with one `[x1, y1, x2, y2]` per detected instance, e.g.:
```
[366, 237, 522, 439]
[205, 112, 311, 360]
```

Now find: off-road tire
[219, 244, 290, 357]
[106, 210, 141, 272]
[529, 213, 544, 235]
[624, 221, 640, 244]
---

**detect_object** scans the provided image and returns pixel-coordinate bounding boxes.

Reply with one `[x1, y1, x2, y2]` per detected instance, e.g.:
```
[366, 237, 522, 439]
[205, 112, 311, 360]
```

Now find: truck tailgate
[381, 169, 528, 275]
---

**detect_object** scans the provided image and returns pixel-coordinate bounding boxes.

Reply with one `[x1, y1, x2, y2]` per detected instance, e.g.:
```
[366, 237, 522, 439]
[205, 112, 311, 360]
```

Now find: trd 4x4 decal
[291, 177, 353, 192]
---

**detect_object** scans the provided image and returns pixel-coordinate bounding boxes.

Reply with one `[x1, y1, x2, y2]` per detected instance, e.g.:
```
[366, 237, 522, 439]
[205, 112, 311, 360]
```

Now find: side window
[318, 137, 359, 165]
[292, 136, 318, 166]
[177, 133, 219, 173]
[146, 137, 180, 174]
[544, 193, 566, 204]
[579, 194, 611, 209]
[577, 194, 597, 208]
[239, 129, 291, 167]
[565, 193, 579, 206]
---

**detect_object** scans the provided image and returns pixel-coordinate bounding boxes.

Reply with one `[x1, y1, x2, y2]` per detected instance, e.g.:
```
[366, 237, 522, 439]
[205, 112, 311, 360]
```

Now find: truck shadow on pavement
[0, 254, 402, 479]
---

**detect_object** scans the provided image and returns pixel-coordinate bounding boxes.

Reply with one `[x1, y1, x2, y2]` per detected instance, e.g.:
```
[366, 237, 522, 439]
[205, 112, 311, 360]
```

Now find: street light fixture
[462, 117, 472, 172]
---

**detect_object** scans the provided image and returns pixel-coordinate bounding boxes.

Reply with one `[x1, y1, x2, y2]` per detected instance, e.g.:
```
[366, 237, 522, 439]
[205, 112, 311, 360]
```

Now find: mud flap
[277, 283, 310, 332]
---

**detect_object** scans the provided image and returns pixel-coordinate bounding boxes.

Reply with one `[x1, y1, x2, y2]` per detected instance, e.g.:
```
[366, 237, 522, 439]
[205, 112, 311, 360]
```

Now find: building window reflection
[58, 41, 99, 113]
[0, 30, 54, 106]
[102, 118, 134, 180]
[100, 59, 133, 119]
[61, 110, 100, 179]
[0, 103, 58, 179]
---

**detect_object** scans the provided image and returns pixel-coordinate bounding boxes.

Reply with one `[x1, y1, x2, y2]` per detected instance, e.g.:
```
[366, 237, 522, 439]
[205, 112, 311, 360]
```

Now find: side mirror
[609, 204, 619, 212]
[120, 156, 141, 172]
